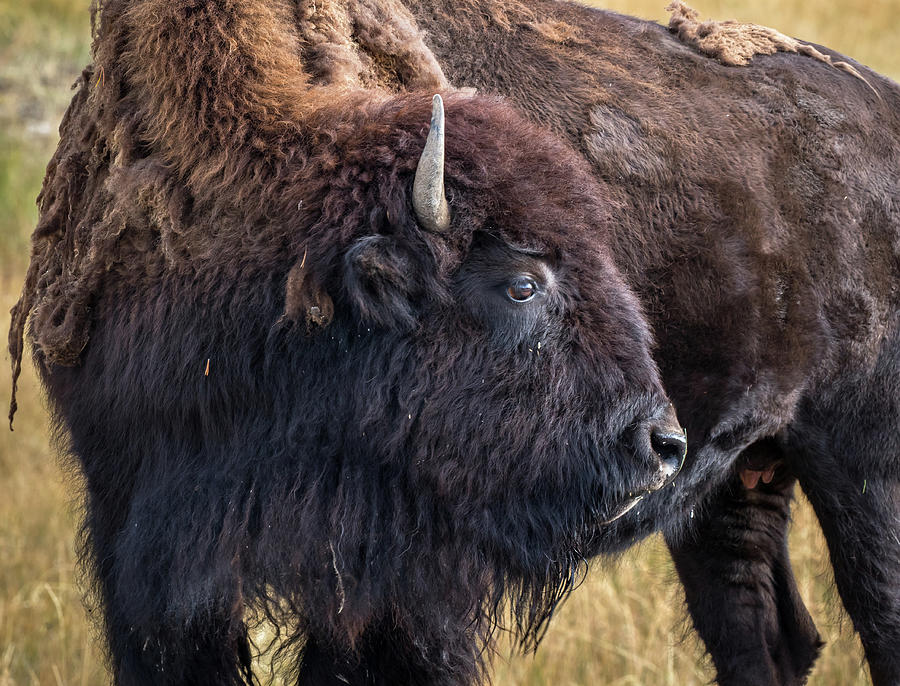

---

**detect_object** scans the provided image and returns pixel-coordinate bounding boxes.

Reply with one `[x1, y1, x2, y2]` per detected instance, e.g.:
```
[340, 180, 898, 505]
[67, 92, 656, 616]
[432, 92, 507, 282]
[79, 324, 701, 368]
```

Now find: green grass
[0, 1, 896, 683]
[0, 0, 91, 273]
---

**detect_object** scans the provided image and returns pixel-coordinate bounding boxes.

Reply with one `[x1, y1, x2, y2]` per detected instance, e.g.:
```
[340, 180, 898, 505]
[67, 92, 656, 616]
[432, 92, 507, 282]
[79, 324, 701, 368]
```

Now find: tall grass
[0, 1, 896, 683]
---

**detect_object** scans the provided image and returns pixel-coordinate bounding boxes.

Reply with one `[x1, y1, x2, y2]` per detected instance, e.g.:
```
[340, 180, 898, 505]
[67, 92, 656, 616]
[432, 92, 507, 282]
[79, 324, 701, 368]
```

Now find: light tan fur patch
[666, 1, 877, 95]
[298, 0, 449, 91]
[526, 19, 582, 45]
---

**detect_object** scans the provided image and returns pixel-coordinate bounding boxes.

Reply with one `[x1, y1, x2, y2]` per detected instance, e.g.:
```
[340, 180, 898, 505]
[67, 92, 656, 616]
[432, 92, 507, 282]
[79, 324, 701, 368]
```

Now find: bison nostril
[650, 427, 687, 478]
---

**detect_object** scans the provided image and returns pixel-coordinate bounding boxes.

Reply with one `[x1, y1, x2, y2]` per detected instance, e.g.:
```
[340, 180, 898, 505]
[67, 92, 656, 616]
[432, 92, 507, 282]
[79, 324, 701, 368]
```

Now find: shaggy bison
[365, 1, 898, 683]
[7, 0, 690, 684]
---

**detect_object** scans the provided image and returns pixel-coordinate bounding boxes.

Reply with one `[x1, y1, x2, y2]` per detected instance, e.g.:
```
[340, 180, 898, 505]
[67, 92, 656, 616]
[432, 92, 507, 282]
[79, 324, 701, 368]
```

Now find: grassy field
[0, 0, 896, 683]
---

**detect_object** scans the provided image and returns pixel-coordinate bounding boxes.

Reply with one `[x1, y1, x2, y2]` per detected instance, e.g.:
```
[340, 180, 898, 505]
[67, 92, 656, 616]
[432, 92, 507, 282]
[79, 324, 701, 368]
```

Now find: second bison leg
[667, 442, 821, 686]
[789, 337, 900, 686]
[297, 619, 480, 686]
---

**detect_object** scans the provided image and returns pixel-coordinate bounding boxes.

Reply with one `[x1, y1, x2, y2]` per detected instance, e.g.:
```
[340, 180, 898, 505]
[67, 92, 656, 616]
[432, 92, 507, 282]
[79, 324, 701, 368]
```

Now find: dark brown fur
[311, 0, 900, 684]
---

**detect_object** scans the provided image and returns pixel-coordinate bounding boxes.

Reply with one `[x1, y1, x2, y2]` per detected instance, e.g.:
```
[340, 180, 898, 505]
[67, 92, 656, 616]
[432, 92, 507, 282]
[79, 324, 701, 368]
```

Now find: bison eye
[506, 276, 538, 302]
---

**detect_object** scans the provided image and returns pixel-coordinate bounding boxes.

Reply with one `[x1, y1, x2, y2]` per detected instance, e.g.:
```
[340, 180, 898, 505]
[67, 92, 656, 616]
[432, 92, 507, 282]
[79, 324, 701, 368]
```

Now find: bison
[6, 0, 691, 684]
[348, 0, 897, 683]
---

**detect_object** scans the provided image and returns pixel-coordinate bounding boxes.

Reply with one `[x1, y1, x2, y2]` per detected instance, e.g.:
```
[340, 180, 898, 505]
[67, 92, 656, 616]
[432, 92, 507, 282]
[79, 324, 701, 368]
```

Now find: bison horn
[412, 94, 451, 232]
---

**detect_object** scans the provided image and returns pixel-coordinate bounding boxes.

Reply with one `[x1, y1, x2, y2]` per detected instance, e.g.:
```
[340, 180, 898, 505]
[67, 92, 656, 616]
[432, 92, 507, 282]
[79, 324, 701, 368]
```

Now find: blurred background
[0, 0, 896, 683]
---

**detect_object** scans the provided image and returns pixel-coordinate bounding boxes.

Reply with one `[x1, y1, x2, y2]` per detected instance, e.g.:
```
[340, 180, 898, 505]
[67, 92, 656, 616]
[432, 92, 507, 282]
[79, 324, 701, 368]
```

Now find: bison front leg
[297, 619, 480, 686]
[667, 443, 822, 686]
[789, 338, 900, 686]
[81, 495, 254, 686]
[92, 543, 254, 685]
[791, 440, 900, 685]
[104, 613, 254, 686]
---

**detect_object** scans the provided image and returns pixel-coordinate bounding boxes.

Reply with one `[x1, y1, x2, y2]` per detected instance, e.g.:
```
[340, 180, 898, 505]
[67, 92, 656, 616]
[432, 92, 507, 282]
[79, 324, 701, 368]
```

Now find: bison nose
[650, 427, 686, 481]
[645, 408, 686, 492]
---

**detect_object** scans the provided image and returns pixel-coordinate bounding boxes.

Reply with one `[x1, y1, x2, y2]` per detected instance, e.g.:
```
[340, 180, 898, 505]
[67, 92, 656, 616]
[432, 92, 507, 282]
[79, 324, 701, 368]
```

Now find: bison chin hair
[44, 300, 607, 683]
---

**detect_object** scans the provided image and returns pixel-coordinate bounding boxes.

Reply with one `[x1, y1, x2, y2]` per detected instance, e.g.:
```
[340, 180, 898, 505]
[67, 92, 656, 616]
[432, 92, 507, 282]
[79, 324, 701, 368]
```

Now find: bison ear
[284, 258, 334, 333]
[343, 235, 419, 329]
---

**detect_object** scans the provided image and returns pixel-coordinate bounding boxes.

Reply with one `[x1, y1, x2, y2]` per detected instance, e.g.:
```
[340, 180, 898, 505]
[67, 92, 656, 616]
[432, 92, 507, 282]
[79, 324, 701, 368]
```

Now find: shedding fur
[284, 255, 335, 331]
[296, 0, 449, 90]
[666, 1, 877, 94]
[7, 0, 452, 430]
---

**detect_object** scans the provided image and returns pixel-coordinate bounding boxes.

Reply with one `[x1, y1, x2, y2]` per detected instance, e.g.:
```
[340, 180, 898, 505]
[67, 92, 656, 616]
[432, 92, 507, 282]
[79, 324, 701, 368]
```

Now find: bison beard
[6, 0, 689, 684]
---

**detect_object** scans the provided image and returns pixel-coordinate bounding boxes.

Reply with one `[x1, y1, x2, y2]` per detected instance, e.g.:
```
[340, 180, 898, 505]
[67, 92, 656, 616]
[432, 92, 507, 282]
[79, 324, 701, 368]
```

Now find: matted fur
[294, 0, 449, 90]
[666, 1, 875, 91]
[7, 0, 453, 424]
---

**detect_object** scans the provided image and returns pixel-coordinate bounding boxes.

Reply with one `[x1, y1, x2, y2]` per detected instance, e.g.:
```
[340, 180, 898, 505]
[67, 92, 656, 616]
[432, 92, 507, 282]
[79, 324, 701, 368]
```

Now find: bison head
[34, 89, 684, 670]
[240, 94, 687, 636]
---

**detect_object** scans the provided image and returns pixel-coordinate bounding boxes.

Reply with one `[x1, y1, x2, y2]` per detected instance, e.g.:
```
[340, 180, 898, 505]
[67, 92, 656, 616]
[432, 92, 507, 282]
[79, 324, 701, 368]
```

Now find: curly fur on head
[7, 0, 455, 430]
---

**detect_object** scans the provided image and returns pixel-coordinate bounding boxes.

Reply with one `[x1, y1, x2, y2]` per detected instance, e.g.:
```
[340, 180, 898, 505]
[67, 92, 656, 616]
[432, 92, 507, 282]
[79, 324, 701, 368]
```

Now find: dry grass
[0, 0, 896, 683]
[0, 303, 106, 686]
[491, 502, 872, 686]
